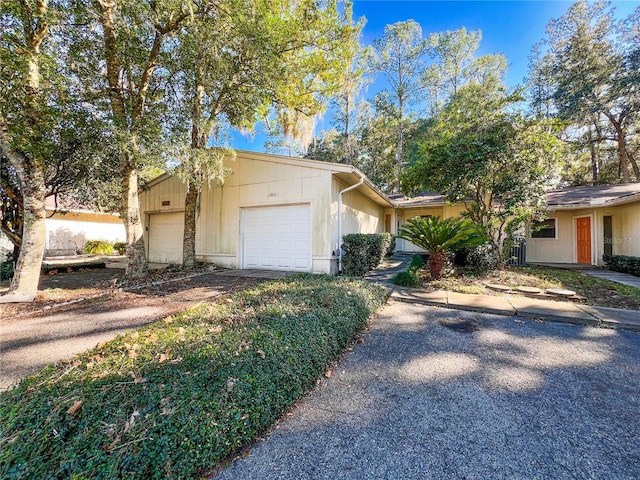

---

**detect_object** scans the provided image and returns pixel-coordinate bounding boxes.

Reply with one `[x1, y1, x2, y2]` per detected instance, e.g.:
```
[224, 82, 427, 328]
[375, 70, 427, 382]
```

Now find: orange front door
[576, 217, 591, 264]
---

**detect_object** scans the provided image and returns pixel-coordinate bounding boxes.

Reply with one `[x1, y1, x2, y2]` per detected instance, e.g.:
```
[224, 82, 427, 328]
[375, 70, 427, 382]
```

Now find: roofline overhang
[46, 207, 121, 217]
[547, 191, 640, 211]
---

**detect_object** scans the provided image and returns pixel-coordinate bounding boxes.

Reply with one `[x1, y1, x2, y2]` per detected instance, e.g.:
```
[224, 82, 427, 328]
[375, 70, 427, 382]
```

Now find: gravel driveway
[213, 300, 640, 480]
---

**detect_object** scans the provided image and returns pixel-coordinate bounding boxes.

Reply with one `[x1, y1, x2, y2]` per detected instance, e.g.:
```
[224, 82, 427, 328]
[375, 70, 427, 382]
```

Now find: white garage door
[242, 205, 310, 271]
[148, 212, 184, 264]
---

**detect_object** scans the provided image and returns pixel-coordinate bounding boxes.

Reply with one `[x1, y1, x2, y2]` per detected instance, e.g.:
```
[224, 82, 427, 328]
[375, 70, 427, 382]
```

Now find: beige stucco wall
[526, 200, 640, 265]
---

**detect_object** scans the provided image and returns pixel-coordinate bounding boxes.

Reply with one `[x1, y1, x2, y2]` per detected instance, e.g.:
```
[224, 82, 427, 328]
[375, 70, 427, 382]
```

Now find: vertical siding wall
[331, 178, 384, 257]
[605, 202, 640, 257]
[139, 176, 187, 215]
[197, 156, 333, 272]
[139, 155, 336, 272]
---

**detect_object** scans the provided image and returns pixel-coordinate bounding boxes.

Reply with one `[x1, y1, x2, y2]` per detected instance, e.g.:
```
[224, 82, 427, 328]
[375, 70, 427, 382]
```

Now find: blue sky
[234, 0, 637, 152]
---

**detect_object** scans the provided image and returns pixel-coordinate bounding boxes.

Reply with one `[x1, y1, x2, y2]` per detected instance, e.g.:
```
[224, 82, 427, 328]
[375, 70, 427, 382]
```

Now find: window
[531, 218, 557, 239]
[603, 216, 613, 256]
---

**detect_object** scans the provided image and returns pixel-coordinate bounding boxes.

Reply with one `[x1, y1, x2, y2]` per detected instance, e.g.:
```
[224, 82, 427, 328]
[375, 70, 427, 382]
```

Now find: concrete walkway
[367, 255, 640, 332]
[580, 269, 640, 289]
[532, 262, 640, 288]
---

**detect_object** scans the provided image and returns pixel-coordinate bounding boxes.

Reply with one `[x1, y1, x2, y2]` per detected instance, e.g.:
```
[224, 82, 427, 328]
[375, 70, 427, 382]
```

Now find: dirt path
[0, 272, 264, 390]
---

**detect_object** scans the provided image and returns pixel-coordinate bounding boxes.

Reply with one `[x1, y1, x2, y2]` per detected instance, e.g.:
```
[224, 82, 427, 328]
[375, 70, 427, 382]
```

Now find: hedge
[342, 233, 394, 277]
[0, 274, 388, 480]
[603, 254, 640, 277]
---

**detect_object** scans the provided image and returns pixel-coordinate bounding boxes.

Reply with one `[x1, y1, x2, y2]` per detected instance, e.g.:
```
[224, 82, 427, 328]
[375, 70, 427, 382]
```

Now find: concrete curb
[390, 287, 640, 332]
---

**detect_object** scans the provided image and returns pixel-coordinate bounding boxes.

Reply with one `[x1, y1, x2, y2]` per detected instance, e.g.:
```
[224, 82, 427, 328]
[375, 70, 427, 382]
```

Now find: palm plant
[397, 216, 487, 278]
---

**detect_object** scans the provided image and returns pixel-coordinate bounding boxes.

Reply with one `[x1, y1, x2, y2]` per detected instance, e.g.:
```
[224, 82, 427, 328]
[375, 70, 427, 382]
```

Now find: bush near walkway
[342, 233, 394, 276]
[603, 254, 640, 277]
[0, 275, 388, 480]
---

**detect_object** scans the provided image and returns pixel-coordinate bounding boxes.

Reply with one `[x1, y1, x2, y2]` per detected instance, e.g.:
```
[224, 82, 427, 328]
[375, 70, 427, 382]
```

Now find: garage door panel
[242, 205, 310, 272]
[149, 213, 184, 265]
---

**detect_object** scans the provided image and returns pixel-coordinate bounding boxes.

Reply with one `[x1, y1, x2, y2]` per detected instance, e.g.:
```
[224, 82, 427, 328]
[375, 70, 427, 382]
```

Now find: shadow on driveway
[213, 301, 640, 480]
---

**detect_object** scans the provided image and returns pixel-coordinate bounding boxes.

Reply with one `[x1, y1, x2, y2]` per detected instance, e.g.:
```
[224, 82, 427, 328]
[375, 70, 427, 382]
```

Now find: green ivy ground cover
[0, 274, 388, 479]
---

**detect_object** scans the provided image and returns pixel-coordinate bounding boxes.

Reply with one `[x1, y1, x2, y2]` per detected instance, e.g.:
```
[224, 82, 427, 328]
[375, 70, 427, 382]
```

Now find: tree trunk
[605, 113, 631, 183]
[0, 1, 48, 302]
[182, 78, 206, 270]
[428, 251, 446, 279]
[587, 126, 599, 184]
[2, 166, 46, 302]
[396, 98, 404, 193]
[626, 146, 640, 181]
[182, 185, 198, 269]
[121, 157, 147, 278]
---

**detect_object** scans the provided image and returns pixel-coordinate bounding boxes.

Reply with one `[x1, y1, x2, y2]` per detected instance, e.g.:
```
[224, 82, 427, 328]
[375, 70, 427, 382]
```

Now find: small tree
[397, 216, 487, 279]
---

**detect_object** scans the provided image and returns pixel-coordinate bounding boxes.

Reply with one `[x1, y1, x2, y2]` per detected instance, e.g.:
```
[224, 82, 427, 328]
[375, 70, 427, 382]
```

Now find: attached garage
[148, 212, 184, 264]
[139, 151, 392, 274]
[242, 204, 310, 271]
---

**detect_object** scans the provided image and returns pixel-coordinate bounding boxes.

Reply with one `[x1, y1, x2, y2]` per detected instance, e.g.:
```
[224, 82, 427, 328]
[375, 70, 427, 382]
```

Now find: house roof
[546, 183, 640, 208]
[44, 196, 120, 216]
[388, 191, 448, 207]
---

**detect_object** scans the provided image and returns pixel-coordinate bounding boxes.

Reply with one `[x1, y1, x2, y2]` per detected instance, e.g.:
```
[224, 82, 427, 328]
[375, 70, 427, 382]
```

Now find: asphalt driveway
[213, 301, 640, 480]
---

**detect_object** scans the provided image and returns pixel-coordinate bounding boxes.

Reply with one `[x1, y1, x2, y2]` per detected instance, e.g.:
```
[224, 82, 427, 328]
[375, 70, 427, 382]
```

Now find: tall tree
[403, 83, 563, 264]
[368, 20, 429, 191]
[423, 27, 507, 115]
[540, 0, 639, 183]
[0, 0, 50, 302]
[67, 1, 194, 278]
[1, 1, 121, 302]
[171, 0, 362, 268]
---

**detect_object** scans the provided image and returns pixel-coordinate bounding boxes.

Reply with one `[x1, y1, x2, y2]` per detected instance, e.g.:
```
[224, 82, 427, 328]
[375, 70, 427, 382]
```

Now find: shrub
[83, 240, 114, 255]
[393, 270, 421, 287]
[603, 254, 640, 277]
[397, 216, 487, 279]
[0, 254, 14, 281]
[455, 244, 498, 275]
[342, 233, 394, 276]
[408, 254, 425, 273]
[384, 233, 395, 258]
[113, 241, 127, 255]
[0, 275, 388, 480]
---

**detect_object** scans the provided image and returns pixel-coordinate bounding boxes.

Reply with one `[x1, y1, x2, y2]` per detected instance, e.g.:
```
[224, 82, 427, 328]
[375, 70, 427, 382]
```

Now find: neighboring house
[43, 198, 126, 255]
[526, 183, 640, 266]
[139, 150, 393, 274]
[140, 151, 640, 272]
[0, 200, 125, 259]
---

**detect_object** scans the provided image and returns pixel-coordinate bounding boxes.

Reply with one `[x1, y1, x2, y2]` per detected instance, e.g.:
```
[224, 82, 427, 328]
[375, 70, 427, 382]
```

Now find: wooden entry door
[576, 217, 591, 264]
